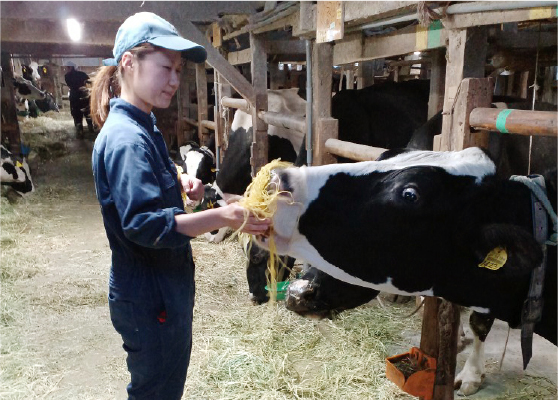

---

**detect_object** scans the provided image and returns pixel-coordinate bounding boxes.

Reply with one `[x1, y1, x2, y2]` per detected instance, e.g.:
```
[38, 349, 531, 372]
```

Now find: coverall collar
[109, 97, 158, 133]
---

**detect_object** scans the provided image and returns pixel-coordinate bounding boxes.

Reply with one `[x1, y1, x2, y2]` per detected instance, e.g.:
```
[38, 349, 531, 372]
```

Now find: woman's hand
[180, 174, 204, 201]
[222, 203, 271, 235]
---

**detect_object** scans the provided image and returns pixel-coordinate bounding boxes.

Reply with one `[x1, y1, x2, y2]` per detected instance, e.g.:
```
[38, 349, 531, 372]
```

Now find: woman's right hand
[222, 203, 271, 235]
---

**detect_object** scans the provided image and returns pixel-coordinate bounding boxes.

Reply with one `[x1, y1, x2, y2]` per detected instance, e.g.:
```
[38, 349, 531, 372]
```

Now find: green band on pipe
[427, 20, 442, 49]
[495, 109, 513, 134]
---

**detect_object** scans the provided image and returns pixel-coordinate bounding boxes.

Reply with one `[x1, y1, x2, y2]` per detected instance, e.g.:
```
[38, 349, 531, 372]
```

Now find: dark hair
[90, 43, 157, 128]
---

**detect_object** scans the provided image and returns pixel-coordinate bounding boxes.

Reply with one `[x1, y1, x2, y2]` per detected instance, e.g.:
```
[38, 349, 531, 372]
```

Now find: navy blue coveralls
[92, 98, 195, 400]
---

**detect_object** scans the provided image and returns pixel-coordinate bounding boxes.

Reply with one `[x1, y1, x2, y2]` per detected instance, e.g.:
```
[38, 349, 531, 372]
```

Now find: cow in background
[178, 139, 216, 185]
[1, 144, 34, 196]
[195, 88, 305, 302]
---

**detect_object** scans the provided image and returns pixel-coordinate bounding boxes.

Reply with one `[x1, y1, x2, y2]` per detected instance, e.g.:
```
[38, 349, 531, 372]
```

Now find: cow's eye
[401, 187, 419, 202]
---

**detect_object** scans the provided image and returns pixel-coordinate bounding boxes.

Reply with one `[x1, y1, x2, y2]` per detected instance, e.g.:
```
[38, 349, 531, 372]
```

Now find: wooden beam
[228, 48, 252, 66]
[470, 108, 558, 137]
[334, 22, 447, 66]
[257, 111, 306, 133]
[443, 6, 558, 30]
[312, 42, 336, 166]
[316, 1, 344, 43]
[221, 96, 250, 112]
[250, 32, 268, 176]
[325, 138, 386, 161]
[180, 20, 255, 105]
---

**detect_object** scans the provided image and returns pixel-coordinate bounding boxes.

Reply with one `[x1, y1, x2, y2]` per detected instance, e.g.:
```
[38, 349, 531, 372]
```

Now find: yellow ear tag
[211, 168, 217, 173]
[16, 161, 23, 168]
[478, 247, 507, 271]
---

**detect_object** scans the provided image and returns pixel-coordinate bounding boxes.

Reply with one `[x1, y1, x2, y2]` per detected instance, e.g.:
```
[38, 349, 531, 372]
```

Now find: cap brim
[148, 36, 207, 63]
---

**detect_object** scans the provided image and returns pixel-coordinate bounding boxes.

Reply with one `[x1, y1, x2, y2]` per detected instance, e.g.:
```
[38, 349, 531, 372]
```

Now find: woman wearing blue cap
[90, 12, 270, 399]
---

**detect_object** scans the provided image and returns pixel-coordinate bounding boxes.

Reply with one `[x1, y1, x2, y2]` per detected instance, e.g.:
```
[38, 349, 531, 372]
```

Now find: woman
[90, 12, 270, 399]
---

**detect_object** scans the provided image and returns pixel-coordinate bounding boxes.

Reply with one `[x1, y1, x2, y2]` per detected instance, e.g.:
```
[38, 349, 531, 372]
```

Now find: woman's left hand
[180, 174, 204, 201]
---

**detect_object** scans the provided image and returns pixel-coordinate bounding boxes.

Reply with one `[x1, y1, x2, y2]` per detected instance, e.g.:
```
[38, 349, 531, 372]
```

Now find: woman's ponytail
[90, 66, 121, 128]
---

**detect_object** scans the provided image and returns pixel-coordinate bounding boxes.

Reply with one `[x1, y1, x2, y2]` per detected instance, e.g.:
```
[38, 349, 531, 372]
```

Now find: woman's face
[121, 48, 182, 113]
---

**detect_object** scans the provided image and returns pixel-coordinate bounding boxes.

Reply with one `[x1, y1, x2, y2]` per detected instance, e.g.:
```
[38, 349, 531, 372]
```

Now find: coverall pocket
[109, 295, 142, 353]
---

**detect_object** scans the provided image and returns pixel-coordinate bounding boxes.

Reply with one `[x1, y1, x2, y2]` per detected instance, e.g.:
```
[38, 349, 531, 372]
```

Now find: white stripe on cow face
[293, 147, 495, 208]
[185, 151, 204, 178]
[284, 233, 435, 295]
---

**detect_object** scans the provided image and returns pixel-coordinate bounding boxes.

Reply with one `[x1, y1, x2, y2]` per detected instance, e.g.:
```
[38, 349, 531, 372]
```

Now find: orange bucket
[386, 347, 436, 400]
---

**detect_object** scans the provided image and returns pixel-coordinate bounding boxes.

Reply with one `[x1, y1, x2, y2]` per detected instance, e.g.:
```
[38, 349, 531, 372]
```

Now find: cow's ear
[470, 223, 542, 277]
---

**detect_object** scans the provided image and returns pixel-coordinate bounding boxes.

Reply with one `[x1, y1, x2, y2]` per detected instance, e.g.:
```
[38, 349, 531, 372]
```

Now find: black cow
[254, 146, 557, 395]
[1, 144, 34, 195]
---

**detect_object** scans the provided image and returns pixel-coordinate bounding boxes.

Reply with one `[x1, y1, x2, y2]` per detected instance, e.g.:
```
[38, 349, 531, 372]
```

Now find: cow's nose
[285, 279, 315, 309]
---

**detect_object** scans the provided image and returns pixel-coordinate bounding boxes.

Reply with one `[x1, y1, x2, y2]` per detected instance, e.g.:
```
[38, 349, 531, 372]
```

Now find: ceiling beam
[0, 1, 264, 23]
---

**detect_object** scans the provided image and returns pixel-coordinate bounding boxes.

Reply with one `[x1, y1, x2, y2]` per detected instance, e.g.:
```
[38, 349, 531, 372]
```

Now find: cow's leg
[455, 311, 495, 396]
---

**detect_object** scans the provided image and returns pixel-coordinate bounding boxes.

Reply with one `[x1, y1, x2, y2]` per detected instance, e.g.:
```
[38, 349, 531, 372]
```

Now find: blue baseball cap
[103, 12, 207, 66]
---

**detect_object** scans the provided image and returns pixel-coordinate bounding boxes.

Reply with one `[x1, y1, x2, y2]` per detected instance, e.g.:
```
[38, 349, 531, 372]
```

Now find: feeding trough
[386, 347, 436, 400]
[265, 280, 290, 301]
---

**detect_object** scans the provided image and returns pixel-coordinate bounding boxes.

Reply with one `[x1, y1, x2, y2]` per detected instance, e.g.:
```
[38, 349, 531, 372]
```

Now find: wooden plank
[443, 6, 557, 30]
[195, 63, 209, 145]
[312, 42, 336, 166]
[316, 1, 344, 43]
[438, 27, 488, 151]
[250, 32, 268, 176]
[470, 108, 558, 137]
[343, 1, 417, 27]
[180, 21, 255, 105]
[325, 138, 386, 161]
[357, 60, 375, 89]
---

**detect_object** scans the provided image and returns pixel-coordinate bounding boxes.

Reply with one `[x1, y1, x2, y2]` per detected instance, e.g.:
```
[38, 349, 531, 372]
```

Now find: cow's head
[179, 144, 216, 185]
[253, 147, 542, 305]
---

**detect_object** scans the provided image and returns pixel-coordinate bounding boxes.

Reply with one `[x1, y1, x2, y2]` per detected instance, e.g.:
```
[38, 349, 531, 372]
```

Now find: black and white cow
[199, 88, 306, 302]
[179, 142, 216, 185]
[1, 144, 34, 195]
[254, 147, 556, 394]
[12, 76, 58, 117]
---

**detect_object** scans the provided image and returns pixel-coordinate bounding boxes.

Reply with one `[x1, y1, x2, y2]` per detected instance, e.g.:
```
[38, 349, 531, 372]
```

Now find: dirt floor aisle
[2, 139, 130, 398]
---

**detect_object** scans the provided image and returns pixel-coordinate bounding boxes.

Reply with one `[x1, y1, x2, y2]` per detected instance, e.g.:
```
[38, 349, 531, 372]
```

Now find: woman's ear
[120, 51, 134, 70]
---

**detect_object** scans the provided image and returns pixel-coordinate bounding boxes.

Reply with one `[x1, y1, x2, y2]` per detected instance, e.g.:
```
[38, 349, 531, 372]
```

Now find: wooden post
[312, 42, 337, 166]
[250, 32, 268, 176]
[428, 48, 446, 119]
[218, 77, 232, 162]
[357, 60, 375, 89]
[439, 26, 488, 151]
[1, 52, 21, 156]
[432, 301, 461, 400]
[447, 78, 495, 151]
[345, 69, 354, 89]
[195, 63, 208, 146]
[269, 62, 286, 90]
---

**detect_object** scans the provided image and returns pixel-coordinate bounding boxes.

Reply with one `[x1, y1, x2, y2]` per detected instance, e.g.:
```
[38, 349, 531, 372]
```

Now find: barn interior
[1, 2, 557, 399]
